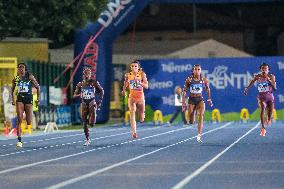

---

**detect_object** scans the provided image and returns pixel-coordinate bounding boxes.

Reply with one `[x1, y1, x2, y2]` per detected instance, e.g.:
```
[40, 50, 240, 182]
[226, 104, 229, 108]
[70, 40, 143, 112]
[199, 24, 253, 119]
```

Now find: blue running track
[0, 121, 283, 189]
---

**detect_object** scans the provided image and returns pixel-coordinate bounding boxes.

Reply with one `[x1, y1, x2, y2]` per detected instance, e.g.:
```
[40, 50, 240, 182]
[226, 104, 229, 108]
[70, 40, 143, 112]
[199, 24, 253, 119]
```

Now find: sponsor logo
[84, 43, 98, 79]
[161, 62, 192, 73]
[202, 66, 254, 89]
[98, 0, 133, 27]
[149, 79, 173, 90]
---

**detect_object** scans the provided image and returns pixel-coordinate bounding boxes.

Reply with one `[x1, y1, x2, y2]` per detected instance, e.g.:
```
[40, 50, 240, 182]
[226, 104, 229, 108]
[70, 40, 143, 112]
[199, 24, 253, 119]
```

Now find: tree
[0, 0, 107, 48]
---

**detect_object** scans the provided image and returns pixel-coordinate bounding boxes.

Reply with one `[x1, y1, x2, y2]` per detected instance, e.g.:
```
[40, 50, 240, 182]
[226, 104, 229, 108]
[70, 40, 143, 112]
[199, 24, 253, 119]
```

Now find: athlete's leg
[258, 99, 266, 129]
[89, 100, 97, 127]
[196, 101, 205, 135]
[266, 101, 274, 126]
[128, 98, 137, 138]
[187, 104, 196, 124]
[16, 102, 25, 145]
[24, 104, 33, 134]
[136, 98, 145, 123]
[81, 102, 90, 140]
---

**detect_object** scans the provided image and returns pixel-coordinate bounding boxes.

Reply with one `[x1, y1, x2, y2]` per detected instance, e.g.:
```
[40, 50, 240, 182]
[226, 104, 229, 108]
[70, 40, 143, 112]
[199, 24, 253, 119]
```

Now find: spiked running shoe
[260, 128, 266, 137]
[83, 139, 91, 146]
[16, 142, 22, 148]
[197, 134, 203, 143]
[132, 133, 137, 139]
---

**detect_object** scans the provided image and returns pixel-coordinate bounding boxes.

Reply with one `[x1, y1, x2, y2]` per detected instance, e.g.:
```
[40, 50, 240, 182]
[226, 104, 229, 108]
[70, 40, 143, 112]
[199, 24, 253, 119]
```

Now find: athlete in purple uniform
[73, 68, 104, 146]
[182, 64, 213, 143]
[244, 63, 276, 137]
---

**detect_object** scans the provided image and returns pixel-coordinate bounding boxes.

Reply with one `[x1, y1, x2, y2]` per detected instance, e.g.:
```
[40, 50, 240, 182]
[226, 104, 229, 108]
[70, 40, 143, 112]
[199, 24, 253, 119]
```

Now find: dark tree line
[0, 0, 107, 48]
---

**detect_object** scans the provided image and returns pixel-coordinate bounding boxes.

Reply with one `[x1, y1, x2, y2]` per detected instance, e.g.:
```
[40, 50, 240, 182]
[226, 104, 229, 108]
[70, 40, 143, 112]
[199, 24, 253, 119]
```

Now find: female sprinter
[121, 60, 148, 139]
[244, 63, 276, 137]
[73, 68, 104, 146]
[182, 64, 213, 143]
[11, 62, 40, 148]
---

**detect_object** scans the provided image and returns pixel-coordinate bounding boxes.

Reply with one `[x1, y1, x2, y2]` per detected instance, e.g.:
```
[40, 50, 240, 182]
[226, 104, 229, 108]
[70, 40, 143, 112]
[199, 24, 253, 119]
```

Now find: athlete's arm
[30, 74, 40, 106]
[121, 73, 128, 96]
[268, 74, 276, 91]
[11, 78, 16, 105]
[95, 81, 104, 108]
[73, 82, 82, 98]
[141, 72, 148, 89]
[244, 75, 258, 95]
[204, 78, 213, 107]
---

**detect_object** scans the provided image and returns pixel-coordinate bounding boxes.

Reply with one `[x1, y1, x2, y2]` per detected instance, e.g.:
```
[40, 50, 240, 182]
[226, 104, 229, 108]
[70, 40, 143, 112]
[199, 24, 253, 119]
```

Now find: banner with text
[140, 57, 284, 115]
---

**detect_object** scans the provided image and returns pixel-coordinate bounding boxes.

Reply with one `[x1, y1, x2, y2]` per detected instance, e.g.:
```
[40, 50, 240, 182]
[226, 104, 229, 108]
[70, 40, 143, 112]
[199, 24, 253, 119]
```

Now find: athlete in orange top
[122, 60, 148, 139]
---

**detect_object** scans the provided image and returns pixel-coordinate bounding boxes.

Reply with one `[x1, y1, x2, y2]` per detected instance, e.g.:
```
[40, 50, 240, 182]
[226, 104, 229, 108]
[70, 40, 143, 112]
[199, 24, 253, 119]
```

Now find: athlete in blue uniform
[182, 64, 213, 143]
[11, 62, 40, 148]
[73, 68, 104, 146]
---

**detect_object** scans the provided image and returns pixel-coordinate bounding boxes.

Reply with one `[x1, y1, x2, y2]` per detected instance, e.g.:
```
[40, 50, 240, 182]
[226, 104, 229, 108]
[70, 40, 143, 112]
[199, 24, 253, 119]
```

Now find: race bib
[257, 82, 269, 93]
[190, 83, 203, 94]
[129, 80, 142, 91]
[82, 88, 95, 99]
[17, 83, 29, 93]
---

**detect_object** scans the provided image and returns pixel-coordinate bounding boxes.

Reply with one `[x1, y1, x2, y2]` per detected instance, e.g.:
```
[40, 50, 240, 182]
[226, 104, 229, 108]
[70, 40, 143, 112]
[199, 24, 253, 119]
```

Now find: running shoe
[260, 128, 266, 137]
[16, 142, 22, 148]
[83, 139, 91, 146]
[197, 134, 203, 143]
[132, 133, 137, 139]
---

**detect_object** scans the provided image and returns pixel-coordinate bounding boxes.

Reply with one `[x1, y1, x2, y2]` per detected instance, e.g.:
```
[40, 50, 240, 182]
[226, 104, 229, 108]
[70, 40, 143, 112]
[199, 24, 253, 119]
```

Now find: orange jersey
[127, 71, 144, 100]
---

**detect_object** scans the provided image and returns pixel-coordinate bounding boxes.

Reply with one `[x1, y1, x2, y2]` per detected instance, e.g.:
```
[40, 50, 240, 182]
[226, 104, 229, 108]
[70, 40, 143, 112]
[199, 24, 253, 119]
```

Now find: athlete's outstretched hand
[121, 90, 126, 97]
[207, 99, 213, 107]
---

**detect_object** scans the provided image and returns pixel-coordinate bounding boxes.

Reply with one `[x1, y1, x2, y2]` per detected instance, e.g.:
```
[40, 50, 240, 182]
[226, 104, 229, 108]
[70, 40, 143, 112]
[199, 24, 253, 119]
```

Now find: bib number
[82, 89, 95, 99]
[257, 82, 269, 93]
[18, 84, 29, 93]
[130, 80, 142, 90]
[190, 84, 203, 94]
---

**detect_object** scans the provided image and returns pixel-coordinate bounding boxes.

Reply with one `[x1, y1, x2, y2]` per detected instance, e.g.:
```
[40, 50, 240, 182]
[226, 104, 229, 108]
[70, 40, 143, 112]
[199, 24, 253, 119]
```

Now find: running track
[0, 121, 283, 189]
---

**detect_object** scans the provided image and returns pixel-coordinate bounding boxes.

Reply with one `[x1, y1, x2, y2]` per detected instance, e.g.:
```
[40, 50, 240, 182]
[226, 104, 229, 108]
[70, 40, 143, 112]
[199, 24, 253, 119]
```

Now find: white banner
[2, 86, 16, 120]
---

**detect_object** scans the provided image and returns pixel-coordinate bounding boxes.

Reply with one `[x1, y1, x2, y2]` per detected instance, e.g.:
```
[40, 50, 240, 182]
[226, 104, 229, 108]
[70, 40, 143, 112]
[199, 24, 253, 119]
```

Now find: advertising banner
[140, 57, 284, 119]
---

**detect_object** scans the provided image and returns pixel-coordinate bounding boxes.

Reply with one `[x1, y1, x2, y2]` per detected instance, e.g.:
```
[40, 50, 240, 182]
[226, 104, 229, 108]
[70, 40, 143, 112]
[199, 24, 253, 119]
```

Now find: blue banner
[56, 106, 72, 125]
[140, 57, 284, 115]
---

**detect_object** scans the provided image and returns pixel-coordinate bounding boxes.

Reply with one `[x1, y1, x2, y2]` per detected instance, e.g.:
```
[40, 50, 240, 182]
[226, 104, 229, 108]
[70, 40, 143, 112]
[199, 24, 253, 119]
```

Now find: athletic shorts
[17, 95, 33, 104]
[188, 96, 204, 106]
[258, 92, 274, 104]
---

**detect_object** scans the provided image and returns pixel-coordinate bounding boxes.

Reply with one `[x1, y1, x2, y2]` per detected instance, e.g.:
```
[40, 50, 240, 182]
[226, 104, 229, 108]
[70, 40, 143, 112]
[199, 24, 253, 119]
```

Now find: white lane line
[0, 122, 208, 175]
[0, 127, 163, 157]
[0, 124, 153, 143]
[171, 121, 260, 189]
[0, 125, 163, 147]
[45, 122, 233, 189]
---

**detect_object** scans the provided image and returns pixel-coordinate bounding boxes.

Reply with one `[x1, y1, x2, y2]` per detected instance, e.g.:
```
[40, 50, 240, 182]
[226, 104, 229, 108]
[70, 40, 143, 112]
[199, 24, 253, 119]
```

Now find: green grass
[155, 108, 284, 123]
